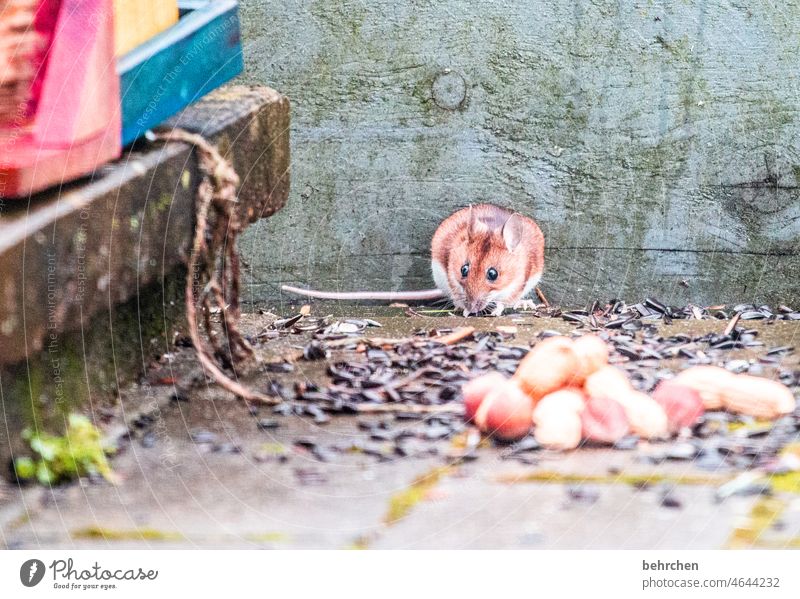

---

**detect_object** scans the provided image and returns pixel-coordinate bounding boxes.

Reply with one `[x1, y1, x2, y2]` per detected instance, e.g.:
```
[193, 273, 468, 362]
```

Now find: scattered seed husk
[303, 341, 329, 360]
[766, 346, 794, 356]
[190, 429, 217, 444]
[660, 487, 683, 509]
[272, 314, 303, 329]
[294, 468, 328, 485]
[243, 300, 800, 473]
[433, 326, 476, 345]
[257, 418, 280, 431]
[714, 471, 767, 502]
[566, 485, 601, 504]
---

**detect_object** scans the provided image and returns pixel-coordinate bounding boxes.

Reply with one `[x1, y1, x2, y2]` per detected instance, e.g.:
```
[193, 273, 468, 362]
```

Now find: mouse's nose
[466, 299, 486, 315]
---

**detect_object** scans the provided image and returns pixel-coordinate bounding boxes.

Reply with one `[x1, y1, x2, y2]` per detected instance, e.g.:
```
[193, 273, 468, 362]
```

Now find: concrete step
[0, 85, 290, 468]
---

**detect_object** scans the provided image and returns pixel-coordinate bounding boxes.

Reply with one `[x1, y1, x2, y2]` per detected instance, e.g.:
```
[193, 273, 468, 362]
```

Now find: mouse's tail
[281, 285, 446, 301]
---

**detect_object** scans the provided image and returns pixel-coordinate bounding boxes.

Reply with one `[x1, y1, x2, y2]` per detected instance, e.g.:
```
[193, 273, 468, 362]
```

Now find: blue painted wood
[118, 0, 243, 145]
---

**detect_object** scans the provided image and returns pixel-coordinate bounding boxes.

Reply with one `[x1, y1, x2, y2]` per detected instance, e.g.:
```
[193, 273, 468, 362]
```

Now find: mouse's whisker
[429, 297, 452, 307]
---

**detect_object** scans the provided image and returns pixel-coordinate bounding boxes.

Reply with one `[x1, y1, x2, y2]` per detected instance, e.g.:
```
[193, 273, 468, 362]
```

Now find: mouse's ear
[502, 213, 523, 251]
[467, 204, 489, 240]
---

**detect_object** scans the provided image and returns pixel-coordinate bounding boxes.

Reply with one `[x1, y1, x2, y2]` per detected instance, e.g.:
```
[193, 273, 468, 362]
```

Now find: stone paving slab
[2, 401, 440, 549]
[0, 425, 772, 550]
[2, 307, 799, 549]
[373, 463, 757, 549]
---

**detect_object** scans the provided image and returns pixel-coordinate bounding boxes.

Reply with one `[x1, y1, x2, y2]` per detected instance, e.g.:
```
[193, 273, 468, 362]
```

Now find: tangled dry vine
[152, 128, 277, 405]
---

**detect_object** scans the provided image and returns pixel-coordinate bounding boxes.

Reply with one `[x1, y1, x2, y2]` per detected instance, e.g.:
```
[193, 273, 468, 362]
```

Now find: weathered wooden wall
[238, 0, 800, 307]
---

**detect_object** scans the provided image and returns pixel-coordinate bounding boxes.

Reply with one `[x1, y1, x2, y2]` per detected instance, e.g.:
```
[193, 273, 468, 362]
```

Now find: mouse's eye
[460, 263, 470, 278]
[487, 267, 498, 281]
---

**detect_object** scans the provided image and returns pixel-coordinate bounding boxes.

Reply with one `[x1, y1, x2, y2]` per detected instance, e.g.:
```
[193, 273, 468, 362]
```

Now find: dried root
[153, 129, 277, 405]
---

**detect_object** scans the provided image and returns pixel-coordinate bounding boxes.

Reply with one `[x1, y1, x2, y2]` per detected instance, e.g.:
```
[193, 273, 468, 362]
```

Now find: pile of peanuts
[462, 335, 797, 449]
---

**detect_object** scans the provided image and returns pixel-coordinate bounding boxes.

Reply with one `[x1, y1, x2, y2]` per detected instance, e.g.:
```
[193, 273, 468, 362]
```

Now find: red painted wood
[0, 0, 120, 198]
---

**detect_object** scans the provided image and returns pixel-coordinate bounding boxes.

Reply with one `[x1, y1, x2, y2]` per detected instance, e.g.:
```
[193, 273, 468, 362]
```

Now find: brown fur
[431, 204, 544, 313]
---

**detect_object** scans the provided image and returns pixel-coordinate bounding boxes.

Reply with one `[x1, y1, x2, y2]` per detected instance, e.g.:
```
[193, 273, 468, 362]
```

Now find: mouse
[281, 203, 545, 317]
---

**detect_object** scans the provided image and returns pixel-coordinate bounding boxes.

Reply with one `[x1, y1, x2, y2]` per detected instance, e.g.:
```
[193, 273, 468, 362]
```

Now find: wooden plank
[118, 0, 243, 144]
[0, 85, 289, 366]
[251, 245, 800, 309]
[238, 0, 800, 305]
[113, 0, 179, 57]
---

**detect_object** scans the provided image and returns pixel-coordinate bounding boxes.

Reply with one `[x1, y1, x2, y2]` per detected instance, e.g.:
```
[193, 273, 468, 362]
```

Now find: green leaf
[14, 457, 35, 479]
[18, 413, 116, 486]
[36, 461, 55, 485]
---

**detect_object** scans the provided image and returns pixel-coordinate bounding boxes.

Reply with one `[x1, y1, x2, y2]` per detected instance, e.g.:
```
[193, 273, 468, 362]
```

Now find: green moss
[726, 496, 787, 548]
[14, 414, 116, 485]
[408, 132, 447, 180]
[740, 91, 795, 134]
[147, 193, 175, 220]
[655, 35, 694, 63]
[258, 442, 287, 454]
[384, 465, 452, 525]
[72, 526, 183, 541]
[497, 469, 728, 486]
[14, 364, 45, 430]
[310, 0, 365, 39]
[768, 472, 800, 494]
[725, 453, 800, 548]
[2, 272, 185, 471]
[766, 445, 800, 494]
[305, 0, 370, 125]
[727, 419, 772, 433]
[346, 536, 371, 550]
[48, 347, 88, 417]
[410, 72, 435, 112]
